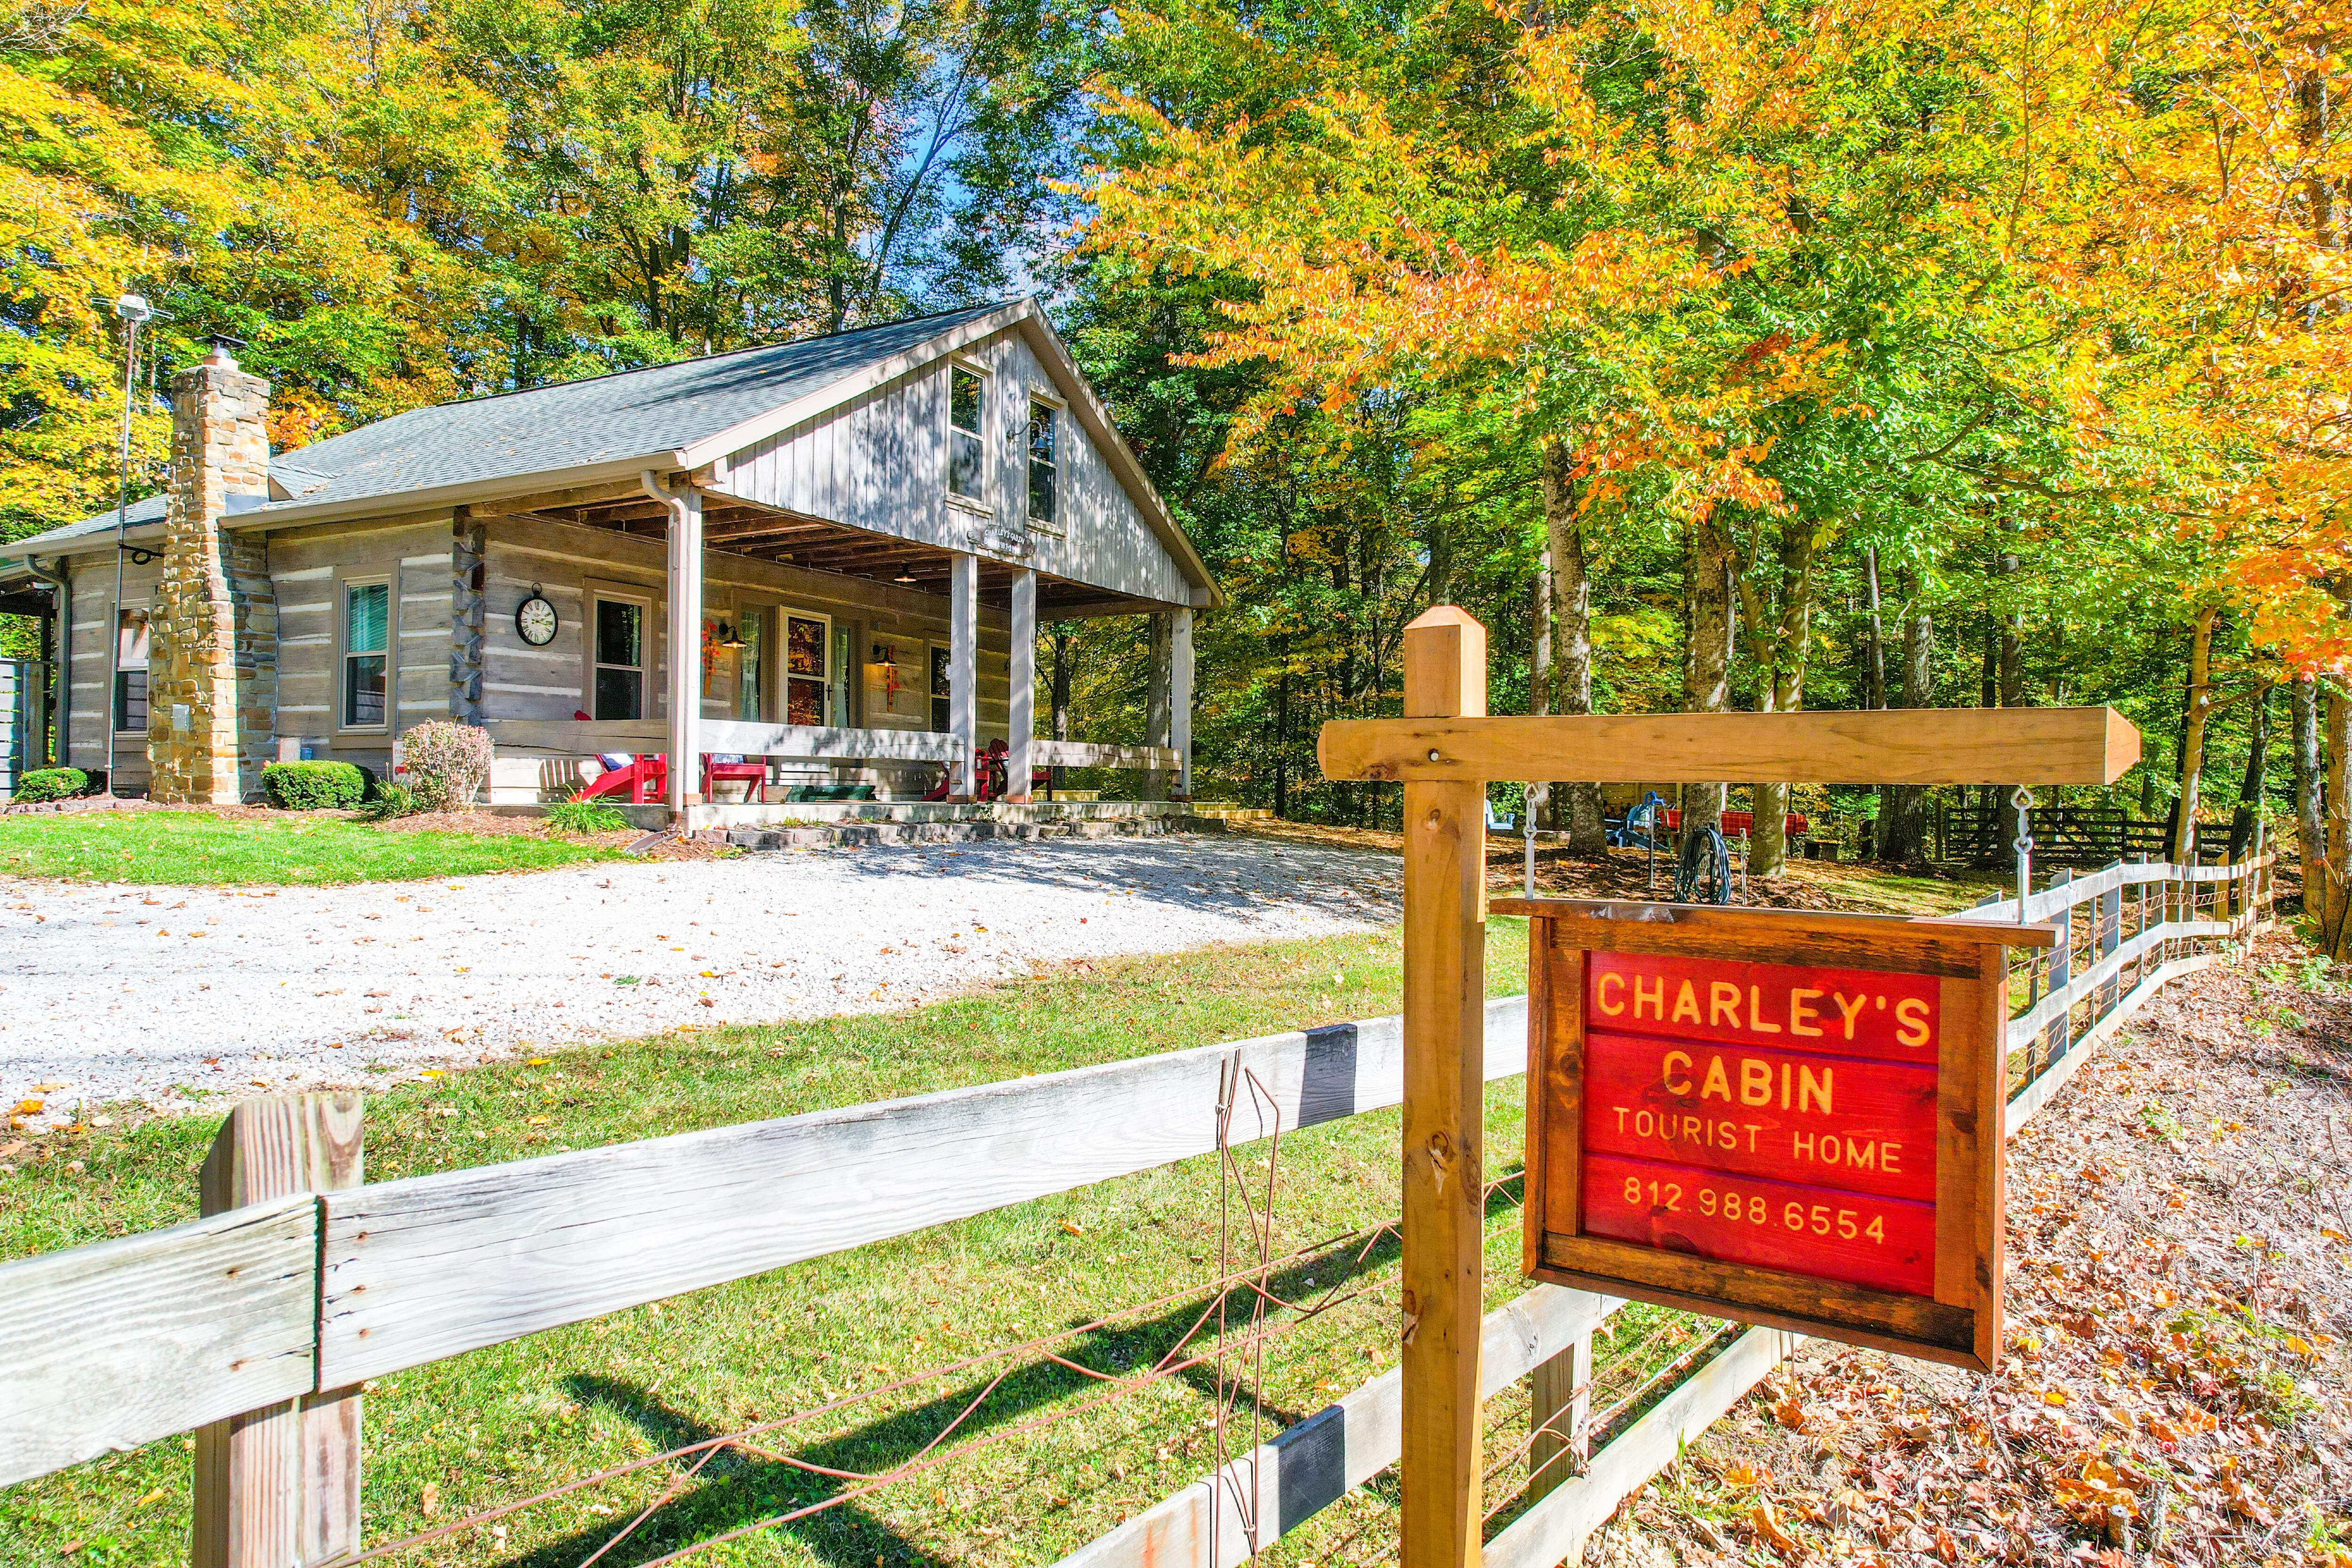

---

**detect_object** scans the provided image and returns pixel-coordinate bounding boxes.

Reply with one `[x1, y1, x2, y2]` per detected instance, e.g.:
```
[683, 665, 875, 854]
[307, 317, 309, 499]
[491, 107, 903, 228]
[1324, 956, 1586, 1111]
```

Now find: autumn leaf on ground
[1748, 1500, 1800, 1553]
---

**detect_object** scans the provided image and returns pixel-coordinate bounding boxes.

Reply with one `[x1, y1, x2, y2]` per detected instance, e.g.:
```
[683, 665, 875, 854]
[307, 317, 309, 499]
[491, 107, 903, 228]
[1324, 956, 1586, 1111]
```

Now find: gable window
[1027, 399, 1057, 528]
[114, 610, 149, 734]
[342, 582, 389, 729]
[593, 596, 646, 721]
[948, 366, 985, 499]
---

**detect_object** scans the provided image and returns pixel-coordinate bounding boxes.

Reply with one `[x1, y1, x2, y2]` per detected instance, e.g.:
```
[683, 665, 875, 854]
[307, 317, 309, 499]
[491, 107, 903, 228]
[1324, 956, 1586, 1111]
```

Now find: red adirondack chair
[573, 754, 667, 805]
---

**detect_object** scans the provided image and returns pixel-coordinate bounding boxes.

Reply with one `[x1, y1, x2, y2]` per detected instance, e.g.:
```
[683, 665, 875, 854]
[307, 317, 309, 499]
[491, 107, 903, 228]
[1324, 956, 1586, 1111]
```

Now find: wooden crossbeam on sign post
[1325, 609, 2140, 1568]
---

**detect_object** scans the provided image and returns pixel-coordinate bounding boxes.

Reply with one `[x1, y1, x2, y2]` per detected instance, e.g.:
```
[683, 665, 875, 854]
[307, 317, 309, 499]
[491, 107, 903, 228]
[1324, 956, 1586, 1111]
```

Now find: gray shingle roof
[8, 302, 1009, 558]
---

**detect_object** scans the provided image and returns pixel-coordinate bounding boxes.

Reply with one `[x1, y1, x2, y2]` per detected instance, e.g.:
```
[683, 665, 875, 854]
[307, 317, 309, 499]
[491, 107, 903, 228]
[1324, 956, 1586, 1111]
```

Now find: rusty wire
[1212, 1058, 1285, 1565]
[340, 1179, 1483, 1567]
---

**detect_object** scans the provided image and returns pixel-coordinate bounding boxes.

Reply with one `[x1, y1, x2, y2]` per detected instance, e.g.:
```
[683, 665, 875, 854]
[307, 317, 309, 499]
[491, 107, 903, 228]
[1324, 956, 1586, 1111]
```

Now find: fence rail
[0, 851, 2271, 1568]
[1055, 850, 2273, 1568]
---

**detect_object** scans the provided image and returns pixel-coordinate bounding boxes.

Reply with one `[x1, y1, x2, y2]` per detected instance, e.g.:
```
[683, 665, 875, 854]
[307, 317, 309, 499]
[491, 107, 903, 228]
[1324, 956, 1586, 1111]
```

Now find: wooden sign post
[1319, 608, 2139, 1568]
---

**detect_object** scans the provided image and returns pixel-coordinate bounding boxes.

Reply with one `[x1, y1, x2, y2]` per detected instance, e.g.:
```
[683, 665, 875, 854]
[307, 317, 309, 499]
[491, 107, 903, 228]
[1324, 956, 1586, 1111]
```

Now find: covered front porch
[469, 477, 1196, 826]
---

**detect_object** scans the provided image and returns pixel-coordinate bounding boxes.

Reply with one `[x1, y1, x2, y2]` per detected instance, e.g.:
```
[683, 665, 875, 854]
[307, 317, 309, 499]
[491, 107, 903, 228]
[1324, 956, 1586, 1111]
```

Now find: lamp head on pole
[114, 293, 153, 325]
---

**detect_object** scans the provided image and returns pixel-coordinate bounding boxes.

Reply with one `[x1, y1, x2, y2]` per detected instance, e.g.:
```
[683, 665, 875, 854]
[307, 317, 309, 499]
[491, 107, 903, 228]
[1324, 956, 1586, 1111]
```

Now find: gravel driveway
[0, 835, 1399, 1122]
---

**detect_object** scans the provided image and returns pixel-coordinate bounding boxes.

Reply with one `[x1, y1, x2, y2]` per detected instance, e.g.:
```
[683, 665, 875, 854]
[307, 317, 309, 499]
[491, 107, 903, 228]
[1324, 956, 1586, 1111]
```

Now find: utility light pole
[105, 291, 152, 800]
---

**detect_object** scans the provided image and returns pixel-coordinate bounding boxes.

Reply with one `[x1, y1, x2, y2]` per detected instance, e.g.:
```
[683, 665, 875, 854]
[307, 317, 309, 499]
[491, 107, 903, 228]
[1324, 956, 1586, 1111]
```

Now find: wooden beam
[1398, 606, 1488, 1568]
[317, 999, 1533, 1386]
[471, 480, 649, 518]
[0, 1197, 318, 1489]
[193, 1094, 365, 1568]
[1320, 707, 2140, 786]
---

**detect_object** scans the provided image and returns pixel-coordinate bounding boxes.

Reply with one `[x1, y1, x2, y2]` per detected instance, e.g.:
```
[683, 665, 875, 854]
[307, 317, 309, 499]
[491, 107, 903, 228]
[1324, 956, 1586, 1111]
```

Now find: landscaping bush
[262, 760, 367, 811]
[12, 768, 88, 804]
[401, 721, 493, 812]
[361, 782, 415, 821]
[545, 800, 630, 835]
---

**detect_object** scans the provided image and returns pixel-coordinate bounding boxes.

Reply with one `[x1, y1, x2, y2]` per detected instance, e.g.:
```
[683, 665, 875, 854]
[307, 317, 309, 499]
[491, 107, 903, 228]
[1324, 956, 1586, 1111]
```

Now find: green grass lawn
[0, 917, 1725, 1568]
[0, 810, 628, 886]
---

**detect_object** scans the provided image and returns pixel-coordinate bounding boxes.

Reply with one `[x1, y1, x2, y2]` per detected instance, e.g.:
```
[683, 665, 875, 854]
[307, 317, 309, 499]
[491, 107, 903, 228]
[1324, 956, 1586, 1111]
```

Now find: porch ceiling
[488, 487, 1161, 618]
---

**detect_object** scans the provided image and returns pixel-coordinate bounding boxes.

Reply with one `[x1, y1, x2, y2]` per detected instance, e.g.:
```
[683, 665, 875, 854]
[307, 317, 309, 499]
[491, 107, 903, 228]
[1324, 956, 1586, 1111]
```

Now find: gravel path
[0, 836, 1399, 1123]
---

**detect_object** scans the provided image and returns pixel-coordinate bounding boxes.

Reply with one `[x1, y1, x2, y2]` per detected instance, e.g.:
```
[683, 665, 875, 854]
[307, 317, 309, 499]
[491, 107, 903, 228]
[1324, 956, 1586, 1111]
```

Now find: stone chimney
[148, 340, 278, 803]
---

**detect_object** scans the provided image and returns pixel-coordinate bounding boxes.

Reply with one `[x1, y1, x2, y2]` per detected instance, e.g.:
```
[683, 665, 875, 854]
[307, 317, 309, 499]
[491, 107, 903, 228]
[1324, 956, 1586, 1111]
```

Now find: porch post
[1170, 606, 1193, 800]
[1006, 567, 1037, 803]
[949, 551, 978, 800]
[666, 487, 703, 827]
[1143, 611, 1173, 802]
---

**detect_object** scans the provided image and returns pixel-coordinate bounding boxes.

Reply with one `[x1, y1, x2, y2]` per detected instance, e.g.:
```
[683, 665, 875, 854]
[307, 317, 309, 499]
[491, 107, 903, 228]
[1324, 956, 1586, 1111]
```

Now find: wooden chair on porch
[573, 753, 667, 805]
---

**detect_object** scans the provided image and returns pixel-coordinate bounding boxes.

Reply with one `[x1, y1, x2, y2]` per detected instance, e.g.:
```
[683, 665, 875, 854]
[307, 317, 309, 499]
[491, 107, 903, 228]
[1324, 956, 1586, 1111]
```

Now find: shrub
[401, 721, 493, 812]
[262, 760, 367, 811]
[13, 767, 88, 804]
[362, 782, 416, 821]
[545, 800, 629, 836]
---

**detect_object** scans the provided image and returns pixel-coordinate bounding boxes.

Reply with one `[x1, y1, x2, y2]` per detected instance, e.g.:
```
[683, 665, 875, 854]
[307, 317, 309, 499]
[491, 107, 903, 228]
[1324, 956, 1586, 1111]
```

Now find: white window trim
[1025, 394, 1063, 536]
[335, 574, 395, 735]
[587, 585, 654, 724]
[113, 606, 151, 736]
[946, 363, 992, 508]
[779, 607, 834, 729]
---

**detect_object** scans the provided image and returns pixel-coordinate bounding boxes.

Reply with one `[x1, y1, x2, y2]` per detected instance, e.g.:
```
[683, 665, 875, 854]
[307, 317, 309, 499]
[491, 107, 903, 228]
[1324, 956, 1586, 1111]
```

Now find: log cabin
[0, 300, 1220, 831]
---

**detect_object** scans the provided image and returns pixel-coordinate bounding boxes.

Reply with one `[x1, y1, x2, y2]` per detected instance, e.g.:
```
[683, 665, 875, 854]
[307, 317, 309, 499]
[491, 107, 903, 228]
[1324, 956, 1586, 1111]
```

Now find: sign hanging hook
[2011, 785, 2036, 923]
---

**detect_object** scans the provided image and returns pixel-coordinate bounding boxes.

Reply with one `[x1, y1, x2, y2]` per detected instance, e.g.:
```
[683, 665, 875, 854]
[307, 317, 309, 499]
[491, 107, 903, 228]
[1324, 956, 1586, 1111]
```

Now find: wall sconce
[714, 620, 747, 649]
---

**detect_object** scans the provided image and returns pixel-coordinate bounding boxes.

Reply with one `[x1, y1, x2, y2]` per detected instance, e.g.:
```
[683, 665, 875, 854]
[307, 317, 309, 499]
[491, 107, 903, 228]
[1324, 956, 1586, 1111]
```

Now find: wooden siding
[709, 326, 1193, 609]
[268, 519, 454, 774]
[64, 552, 161, 783]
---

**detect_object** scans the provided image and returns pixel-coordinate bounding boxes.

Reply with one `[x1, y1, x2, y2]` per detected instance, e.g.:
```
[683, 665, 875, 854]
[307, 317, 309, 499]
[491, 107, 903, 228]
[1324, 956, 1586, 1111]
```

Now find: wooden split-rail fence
[0, 852, 2273, 1568]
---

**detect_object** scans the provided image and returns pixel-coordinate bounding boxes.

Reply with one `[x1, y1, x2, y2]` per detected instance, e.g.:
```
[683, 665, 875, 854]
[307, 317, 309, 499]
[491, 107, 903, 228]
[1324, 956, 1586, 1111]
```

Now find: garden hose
[1675, 824, 1733, 905]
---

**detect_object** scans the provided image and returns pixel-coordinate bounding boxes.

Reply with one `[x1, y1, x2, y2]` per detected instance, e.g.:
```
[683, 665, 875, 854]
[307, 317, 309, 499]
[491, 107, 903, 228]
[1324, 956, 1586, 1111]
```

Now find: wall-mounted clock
[516, 590, 559, 647]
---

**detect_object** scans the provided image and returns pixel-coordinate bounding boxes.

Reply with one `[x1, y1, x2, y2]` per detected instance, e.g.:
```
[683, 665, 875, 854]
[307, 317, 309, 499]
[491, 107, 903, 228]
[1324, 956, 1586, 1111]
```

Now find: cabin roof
[9, 301, 1216, 602]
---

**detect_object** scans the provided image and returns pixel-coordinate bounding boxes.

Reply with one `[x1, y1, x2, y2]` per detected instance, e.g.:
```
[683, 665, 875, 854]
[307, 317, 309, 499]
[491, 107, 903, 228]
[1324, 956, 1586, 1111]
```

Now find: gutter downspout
[639, 470, 701, 834]
[24, 555, 69, 768]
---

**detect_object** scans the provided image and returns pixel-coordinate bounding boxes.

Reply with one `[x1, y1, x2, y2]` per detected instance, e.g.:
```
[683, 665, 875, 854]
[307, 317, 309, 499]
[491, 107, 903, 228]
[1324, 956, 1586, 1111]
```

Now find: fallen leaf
[1748, 1500, 1799, 1554]
[1059, 1219, 1086, 1237]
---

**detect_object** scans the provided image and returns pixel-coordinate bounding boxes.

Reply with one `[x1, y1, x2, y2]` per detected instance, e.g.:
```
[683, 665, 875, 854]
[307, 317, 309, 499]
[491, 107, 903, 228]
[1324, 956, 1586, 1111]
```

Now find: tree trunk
[1863, 546, 1888, 711]
[2229, 683, 2272, 860]
[1541, 442, 1608, 855]
[1682, 513, 1734, 839]
[2171, 607, 2217, 863]
[1529, 548, 1551, 836]
[1746, 520, 1817, 882]
[2291, 675, 2324, 914]
[2325, 690, 2351, 958]
[1878, 589, 1935, 862]
[1995, 545, 2027, 850]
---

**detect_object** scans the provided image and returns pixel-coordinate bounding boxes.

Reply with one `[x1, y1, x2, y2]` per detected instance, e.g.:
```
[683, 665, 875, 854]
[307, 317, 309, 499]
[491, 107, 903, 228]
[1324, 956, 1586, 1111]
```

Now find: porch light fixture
[713, 620, 747, 649]
[892, 566, 918, 584]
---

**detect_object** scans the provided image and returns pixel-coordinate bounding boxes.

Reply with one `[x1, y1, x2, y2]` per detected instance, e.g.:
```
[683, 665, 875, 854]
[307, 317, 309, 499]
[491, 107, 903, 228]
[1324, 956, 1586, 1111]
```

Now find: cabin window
[930, 645, 952, 733]
[948, 367, 985, 499]
[114, 609, 149, 733]
[1027, 400, 1057, 527]
[341, 581, 389, 729]
[785, 613, 829, 727]
[593, 596, 645, 721]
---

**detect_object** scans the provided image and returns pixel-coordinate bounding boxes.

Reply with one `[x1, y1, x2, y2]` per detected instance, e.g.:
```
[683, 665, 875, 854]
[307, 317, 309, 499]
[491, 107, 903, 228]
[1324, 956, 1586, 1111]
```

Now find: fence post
[1398, 607, 1488, 1568]
[193, 1093, 364, 1568]
[2044, 869, 2073, 1062]
[2098, 863, 2122, 1019]
[1525, 1334, 1591, 1505]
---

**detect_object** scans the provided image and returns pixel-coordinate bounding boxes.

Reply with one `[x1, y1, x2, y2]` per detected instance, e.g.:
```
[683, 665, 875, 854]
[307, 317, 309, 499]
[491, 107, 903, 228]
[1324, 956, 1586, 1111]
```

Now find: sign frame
[1494, 896, 2056, 1373]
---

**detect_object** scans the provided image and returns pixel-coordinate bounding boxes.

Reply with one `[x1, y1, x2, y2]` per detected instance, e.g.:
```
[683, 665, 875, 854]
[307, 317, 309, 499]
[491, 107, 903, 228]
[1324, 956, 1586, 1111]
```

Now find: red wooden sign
[1496, 898, 2051, 1372]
